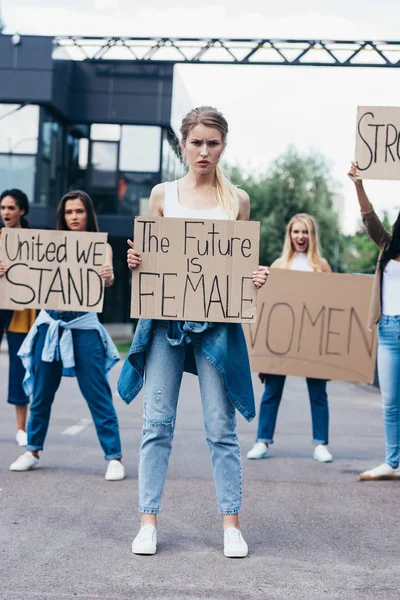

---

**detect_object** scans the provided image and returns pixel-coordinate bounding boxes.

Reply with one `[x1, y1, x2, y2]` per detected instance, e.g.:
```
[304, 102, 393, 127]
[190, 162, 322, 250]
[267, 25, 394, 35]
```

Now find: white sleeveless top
[290, 252, 313, 272]
[163, 181, 229, 220]
[382, 259, 400, 316]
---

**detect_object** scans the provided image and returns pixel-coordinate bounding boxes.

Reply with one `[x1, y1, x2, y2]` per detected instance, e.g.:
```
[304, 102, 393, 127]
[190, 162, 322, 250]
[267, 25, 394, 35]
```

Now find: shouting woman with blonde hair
[247, 213, 334, 463]
[118, 106, 268, 557]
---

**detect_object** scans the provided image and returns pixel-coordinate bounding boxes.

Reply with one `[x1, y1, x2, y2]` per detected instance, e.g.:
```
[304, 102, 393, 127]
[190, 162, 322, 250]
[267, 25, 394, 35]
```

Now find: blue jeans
[0, 311, 29, 406]
[257, 374, 329, 445]
[7, 331, 30, 406]
[139, 321, 242, 515]
[377, 316, 400, 469]
[27, 323, 122, 460]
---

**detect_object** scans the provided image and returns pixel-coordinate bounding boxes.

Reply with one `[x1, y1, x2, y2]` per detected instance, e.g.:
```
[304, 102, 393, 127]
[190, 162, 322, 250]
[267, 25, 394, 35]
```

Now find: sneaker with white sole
[313, 445, 333, 463]
[360, 463, 400, 481]
[224, 527, 248, 558]
[105, 460, 125, 481]
[10, 452, 39, 472]
[247, 442, 270, 460]
[132, 525, 157, 555]
[15, 430, 27, 447]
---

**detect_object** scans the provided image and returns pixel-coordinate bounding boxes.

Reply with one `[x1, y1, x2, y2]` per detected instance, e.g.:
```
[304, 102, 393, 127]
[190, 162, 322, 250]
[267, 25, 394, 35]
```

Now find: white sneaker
[360, 463, 400, 481]
[224, 527, 248, 558]
[105, 460, 125, 481]
[10, 452, 39, 472]
[247, 442, 270, 460]
[132, 525, 157, 555]
[313, 445, 333, 463]
[15, 430, 27, 447]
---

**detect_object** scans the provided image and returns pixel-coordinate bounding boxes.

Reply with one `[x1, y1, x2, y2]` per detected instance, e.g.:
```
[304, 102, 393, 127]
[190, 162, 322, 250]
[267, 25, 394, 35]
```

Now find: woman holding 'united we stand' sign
[9, 191, 124, 482]
[348, 162, 400, 482]
[119, 106, 268, 558]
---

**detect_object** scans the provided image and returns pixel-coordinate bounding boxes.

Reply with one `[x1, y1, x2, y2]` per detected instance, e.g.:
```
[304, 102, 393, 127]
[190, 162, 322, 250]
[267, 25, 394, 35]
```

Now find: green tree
[227, 147, 342, 269]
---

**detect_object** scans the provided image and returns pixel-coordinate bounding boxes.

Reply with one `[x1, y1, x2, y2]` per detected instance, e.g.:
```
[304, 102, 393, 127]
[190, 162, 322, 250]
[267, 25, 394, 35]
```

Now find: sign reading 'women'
[244, 269, 377, 383]
[131, 217, 260, 323]
[0, 229, 108, 312]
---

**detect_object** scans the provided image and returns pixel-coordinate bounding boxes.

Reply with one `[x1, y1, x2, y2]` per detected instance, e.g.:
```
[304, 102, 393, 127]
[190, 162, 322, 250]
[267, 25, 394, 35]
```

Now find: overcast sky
[2, 0, 400, 232]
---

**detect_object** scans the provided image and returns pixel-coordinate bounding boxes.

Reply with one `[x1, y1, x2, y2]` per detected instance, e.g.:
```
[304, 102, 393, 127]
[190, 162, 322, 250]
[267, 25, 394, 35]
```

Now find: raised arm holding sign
[348, 162, 400, 481]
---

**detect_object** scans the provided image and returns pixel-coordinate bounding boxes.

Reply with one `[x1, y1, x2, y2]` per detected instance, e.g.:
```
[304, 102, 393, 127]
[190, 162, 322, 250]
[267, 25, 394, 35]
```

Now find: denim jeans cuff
[26, 444, 42, 452]
[7, 397, 30, 406]
[219, 507, 241, 515]
[313, 440, 328, 446]
[257, 438, 273, 444]
[105, 453, 123, 461]
[139, 506, 159, 515]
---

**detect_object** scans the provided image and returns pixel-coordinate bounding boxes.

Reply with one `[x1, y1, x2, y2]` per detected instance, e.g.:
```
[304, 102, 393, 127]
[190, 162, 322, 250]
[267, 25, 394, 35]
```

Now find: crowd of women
[1, 107, 399, 559]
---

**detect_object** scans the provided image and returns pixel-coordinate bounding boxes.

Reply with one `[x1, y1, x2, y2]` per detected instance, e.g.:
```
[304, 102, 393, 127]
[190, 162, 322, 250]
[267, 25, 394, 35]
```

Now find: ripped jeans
[138, 321, 242, 515]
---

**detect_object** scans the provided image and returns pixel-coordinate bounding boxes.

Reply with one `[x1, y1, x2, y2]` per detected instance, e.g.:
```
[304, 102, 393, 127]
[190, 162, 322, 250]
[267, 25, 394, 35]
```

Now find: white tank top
[290, 252, 313, 272]
[163, 181, 229, 220]
[382, 259, 400, 316]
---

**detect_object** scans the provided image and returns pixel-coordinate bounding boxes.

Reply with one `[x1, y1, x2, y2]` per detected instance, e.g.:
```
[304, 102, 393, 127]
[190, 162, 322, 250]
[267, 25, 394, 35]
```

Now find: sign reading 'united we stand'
[0, 229, 108, 312]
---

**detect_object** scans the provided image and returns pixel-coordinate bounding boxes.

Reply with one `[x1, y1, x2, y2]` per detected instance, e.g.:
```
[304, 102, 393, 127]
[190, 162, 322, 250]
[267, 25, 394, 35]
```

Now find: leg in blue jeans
[138, 322, 242, 514]
[7, 331, 30, 406]
[27, 325, 63, 451]
[377, 318, 400, 469]
[27, 325, 122, 460]
[138, 323, 186, 513]
[256, 374, 286, 443]
[306, 378, 329, 445]
[193, 340, 242, 514]
[72, 329, 122, 460]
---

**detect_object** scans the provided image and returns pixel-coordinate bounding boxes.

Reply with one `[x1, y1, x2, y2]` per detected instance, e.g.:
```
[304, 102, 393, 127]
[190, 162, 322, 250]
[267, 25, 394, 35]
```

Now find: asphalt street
[0, 347, 399, 600]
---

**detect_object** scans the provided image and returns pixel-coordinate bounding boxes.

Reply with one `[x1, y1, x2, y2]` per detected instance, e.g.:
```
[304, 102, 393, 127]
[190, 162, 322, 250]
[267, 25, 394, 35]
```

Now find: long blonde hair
[180, 106, 239, 220]
[281, 213, 323, 272]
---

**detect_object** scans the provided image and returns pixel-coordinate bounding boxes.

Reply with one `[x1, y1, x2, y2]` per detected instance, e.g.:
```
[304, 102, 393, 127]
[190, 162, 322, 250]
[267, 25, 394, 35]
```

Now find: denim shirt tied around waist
[117, 319, 255, 422]
[18, 309, 120, 395]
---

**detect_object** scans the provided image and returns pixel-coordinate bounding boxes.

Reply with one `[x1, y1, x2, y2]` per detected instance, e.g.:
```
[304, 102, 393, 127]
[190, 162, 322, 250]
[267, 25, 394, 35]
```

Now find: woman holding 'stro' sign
[348, 162, 400, 481]
[119, 106, 269, 557]
[9, 191, 124, 482]
[0, 189, 36, 447]
[247, 213, 334, 464]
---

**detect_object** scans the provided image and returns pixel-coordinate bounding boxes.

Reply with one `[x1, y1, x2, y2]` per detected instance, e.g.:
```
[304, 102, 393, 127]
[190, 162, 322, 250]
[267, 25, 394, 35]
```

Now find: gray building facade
[0, 34, 186, 323]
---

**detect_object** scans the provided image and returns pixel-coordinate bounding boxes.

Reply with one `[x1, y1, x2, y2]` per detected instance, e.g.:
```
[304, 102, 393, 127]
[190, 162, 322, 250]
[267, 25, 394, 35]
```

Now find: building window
[90, 141, 118, 188]
[39, 110, 66, 206]
[91, 124, 121, 142]
[0, 154, 36, 200]
[117, 171, 159, 216]
[119, 126, 161, 173]
[0, 104, 39, 154]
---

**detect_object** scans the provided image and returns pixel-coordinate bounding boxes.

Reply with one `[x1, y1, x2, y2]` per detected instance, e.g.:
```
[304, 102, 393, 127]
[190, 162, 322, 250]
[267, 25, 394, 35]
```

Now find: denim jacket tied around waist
[117, 319, 255, 422]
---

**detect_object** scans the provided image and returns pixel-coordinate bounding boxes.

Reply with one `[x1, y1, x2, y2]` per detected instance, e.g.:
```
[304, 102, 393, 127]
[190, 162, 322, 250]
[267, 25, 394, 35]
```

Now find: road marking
[61, 418, 92, 436]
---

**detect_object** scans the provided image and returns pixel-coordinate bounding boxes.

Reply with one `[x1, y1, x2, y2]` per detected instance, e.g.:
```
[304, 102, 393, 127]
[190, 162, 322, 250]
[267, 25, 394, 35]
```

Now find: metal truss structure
[53, 36, 400, 68]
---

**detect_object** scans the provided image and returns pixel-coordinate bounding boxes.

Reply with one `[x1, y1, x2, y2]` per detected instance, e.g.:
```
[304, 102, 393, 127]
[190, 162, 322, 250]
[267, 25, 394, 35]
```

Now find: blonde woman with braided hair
[119, 106, 268, 557]
[247, 213, 333, 463]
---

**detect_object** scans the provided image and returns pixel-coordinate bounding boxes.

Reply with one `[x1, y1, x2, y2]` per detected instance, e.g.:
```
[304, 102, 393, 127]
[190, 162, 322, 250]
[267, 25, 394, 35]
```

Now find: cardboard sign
[244, 269, 377, 384]
[356, 106, 400, 180]
[131, 216, 260, 323]
[0, 229, 108, 312]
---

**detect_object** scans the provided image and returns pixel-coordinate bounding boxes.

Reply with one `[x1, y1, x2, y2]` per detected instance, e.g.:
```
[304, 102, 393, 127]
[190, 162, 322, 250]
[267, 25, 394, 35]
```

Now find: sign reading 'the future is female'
[130, 216, 260, 323]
